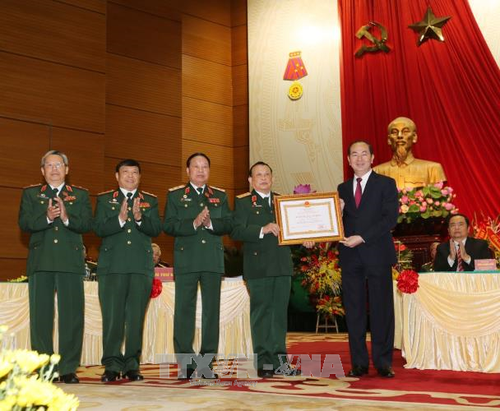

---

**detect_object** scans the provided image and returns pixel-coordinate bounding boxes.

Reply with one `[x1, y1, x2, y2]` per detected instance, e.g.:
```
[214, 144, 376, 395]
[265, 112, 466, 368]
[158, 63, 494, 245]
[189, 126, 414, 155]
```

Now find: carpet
[68, 333, 500, 409]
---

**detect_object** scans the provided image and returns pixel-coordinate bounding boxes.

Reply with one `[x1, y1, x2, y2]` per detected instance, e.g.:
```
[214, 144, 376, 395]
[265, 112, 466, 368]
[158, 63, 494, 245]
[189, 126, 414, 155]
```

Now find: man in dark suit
[434, 214, 492, 272]
[231, 162, 310, 378]
[163, 153, 232, 379]
[94, 159, 162, 382]
[19, 150, 93, 384]
[338, 141, 399, 378]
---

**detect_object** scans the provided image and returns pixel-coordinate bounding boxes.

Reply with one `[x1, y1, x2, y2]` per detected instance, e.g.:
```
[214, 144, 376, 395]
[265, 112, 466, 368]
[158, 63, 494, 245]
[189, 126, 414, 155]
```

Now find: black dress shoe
[377, 367, 395, 378]
[178, 368, 195, 380]
[347, 365, 369, 377]
[101, 370, 120, 383]
[124, 370, 144, 381]
[257, 369, 274, 378]
[60, 373, 79, 384]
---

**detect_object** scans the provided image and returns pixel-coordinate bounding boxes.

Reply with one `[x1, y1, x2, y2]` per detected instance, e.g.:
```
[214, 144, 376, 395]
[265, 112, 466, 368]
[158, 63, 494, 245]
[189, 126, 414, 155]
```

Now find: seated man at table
[152, 243, 170, 268]
[420, 242, 440, 272]
[434, 214, 492, 272]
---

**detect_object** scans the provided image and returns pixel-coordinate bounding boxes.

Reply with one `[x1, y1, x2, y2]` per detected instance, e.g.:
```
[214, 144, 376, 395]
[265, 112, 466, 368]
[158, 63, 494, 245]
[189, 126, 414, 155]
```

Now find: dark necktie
[456, 244, 464, 272]
[126, 192, 133, 204]
[196, 187, 203, 195]
[354, 177, 362, 208]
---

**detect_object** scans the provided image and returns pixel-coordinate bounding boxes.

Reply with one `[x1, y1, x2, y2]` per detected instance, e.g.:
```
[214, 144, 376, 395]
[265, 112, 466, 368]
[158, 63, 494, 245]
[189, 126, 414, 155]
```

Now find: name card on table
[475, 259, 498, 271]
[155, 267, 174, 282]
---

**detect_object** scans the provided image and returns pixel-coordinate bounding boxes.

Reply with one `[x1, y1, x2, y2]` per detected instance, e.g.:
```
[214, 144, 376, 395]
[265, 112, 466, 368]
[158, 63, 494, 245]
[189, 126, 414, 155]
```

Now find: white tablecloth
[394, 272, 500, 373]
[0, 280, 252, 365]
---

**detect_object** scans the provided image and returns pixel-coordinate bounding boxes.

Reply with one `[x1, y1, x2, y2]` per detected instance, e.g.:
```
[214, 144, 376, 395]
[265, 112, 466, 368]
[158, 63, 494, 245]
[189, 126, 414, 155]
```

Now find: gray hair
[41, 150, 69, 167]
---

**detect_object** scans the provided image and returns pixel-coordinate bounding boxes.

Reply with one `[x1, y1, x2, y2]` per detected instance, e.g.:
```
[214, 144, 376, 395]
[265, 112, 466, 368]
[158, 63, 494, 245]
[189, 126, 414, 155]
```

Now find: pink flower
[415, 190, 423, 197]
[434, 181, 444, 189]
[419, 206, 427, 212]
[434, 201, 440, 207]
[401, 196, 409, 204]
[420, 202, 427, 208]
[293, 184, 314, 194]
[426, 198, 433, 204]
[441, 189, 449, 196]
[444, 203, 454, 210]
[409, 200, 416, 205]
[418, 196, 424, 201]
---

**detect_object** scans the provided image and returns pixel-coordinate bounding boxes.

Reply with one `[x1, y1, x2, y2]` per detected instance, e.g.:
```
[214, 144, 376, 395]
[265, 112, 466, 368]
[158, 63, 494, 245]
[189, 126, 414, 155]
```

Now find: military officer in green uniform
[18, 150, 92, 384]
[94, 159, 162, 382]
[164, 153, 232, 379]
[231, 162, 311, 378]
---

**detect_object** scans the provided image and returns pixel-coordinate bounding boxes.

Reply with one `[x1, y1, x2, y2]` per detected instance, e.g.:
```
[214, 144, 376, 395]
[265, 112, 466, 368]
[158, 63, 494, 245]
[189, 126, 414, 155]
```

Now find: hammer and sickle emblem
[355, 21, 391, 58]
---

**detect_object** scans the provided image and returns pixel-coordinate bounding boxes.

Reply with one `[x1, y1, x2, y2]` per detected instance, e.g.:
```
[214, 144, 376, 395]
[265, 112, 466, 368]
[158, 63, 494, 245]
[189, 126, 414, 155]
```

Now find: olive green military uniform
[94, 189, 162, 374]
[231, 190, 293, 372]
[163, 184, 232, 369]
[18, 183, 92, 375]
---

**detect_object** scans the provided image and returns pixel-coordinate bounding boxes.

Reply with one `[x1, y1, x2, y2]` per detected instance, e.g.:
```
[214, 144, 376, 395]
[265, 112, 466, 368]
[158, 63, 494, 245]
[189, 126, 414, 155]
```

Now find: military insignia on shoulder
[141, 190, 157, 198]
[97, 189, 114, 196]
[236, 192, 251, 199]
[23, 183, 42, 189]
[69, 184, 88, 191]
[273, 192, 281, 196]
[169, 184, 185, 192]
[210, 185, 226, 193]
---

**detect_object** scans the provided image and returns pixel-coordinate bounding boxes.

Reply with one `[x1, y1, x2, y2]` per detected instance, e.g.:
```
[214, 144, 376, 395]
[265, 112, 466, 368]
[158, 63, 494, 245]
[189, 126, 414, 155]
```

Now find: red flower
[397, 270, 419, 294]
[150, 278, 163, 298]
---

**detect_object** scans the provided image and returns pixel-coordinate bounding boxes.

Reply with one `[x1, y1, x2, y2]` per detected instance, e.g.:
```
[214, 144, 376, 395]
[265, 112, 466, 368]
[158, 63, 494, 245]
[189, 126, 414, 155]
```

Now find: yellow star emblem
[409, 7, 451, 46]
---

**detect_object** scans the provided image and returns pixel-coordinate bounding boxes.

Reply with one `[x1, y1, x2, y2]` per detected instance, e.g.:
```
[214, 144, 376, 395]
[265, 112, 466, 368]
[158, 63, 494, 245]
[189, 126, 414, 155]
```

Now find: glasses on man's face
[44, 162, 65, 170]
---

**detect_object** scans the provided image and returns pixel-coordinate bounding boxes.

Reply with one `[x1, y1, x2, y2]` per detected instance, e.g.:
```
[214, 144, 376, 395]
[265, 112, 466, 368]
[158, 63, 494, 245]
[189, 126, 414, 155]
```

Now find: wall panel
[183, 97, 232, 125]
[0, 119, 50, 188]
[183, 117, 233, 147]
[110, 0, 182, 21]
[0, 259, 29, 281]
[56, 0, 106, 14]
[0, 0, 105, 72]
[180, 0, 231, 26]
[182, 55, 232, 106]
[0, 52, 105, 132]
[106, 105, 181, 167]
[182, 15, 231, 66]
[107, 54, 181, 117]
[107, 2, 181, 69]
[233, 104, 248, 147]
[51, 128, 105, 194]
[231, 24, 247, 66]
[232, 63, 248, 107]
[0, 188, 28, 259]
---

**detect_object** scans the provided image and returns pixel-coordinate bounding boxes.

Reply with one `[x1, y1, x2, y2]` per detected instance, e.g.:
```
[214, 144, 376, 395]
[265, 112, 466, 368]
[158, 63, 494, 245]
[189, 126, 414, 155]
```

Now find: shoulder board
[237, 192, 251, 199]
[141, 190, 157, 198]
[169, 184, 185, 192]
[210, 185, 226, 192]
[97, 189, 114, 196]
[273, 192, 281, 196]
[23, 183, 42, 189]
[69, 184, 88, 191]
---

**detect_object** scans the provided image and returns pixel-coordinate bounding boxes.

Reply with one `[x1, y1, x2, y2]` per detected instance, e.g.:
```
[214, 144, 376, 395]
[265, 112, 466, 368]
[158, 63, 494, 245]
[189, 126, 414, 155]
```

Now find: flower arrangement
[294, 242, 344, 318]
[398, 182, 457, 224]
[150, 278, 163, 298]
[0, 326, 79, 410]
[392, 240, 414, 280]
[396, 270, 419, 294]
[7, 276, 28, 283]
[473, 215, 500, 269]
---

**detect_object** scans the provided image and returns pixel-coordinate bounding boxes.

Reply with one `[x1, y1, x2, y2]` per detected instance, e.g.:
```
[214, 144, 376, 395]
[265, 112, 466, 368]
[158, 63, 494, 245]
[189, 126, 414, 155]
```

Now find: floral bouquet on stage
[294, 242, 344, 319]
[392, 240, 414, 280]
[0, 326, 79, 410]
[473, 214, 500, 269]
[396, 269, 419, 294]
[397, 181, 457, 224]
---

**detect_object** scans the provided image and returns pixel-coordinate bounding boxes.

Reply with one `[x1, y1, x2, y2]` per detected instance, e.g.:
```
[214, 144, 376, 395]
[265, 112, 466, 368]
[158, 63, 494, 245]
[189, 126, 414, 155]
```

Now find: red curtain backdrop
[338, 0, 500, 220]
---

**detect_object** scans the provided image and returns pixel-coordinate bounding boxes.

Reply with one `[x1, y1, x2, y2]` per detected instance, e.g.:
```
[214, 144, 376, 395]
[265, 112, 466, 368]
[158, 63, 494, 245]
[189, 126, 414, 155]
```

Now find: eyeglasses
[44, 162, 65, 170]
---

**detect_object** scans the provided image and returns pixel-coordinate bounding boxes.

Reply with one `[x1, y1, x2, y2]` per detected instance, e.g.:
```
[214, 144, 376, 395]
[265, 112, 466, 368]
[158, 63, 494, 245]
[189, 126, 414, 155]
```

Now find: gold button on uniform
[127, 240, 131, 245]
[127, 218, 131, 222]
[54, 239, 58, 244]
[201, 239, 206, 244]
[253, 251, 258, 256]
[128, 207, 131, 211]
[54, 226, 59, 231]
[127, 229, 131, 233]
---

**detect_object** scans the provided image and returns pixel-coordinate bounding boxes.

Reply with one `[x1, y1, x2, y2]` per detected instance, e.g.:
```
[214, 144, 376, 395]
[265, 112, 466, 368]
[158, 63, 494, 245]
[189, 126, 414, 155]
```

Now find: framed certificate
[274, 192, 344, 245]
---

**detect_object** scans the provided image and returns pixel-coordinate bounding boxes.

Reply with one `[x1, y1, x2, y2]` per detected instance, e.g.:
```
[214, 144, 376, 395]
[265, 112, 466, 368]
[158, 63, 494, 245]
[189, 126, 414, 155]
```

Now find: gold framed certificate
[274, 192, 344, 245]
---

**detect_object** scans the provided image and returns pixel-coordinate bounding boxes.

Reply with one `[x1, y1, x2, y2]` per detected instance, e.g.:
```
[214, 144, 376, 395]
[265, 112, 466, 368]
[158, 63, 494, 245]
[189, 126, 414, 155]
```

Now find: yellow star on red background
[409, 7, 451, 46]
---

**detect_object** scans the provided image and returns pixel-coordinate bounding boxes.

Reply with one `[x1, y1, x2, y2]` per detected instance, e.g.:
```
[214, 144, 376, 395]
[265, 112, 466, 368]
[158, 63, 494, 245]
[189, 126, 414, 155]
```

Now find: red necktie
[354, 177, 362, 208]
[456, 244, 464, 272]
